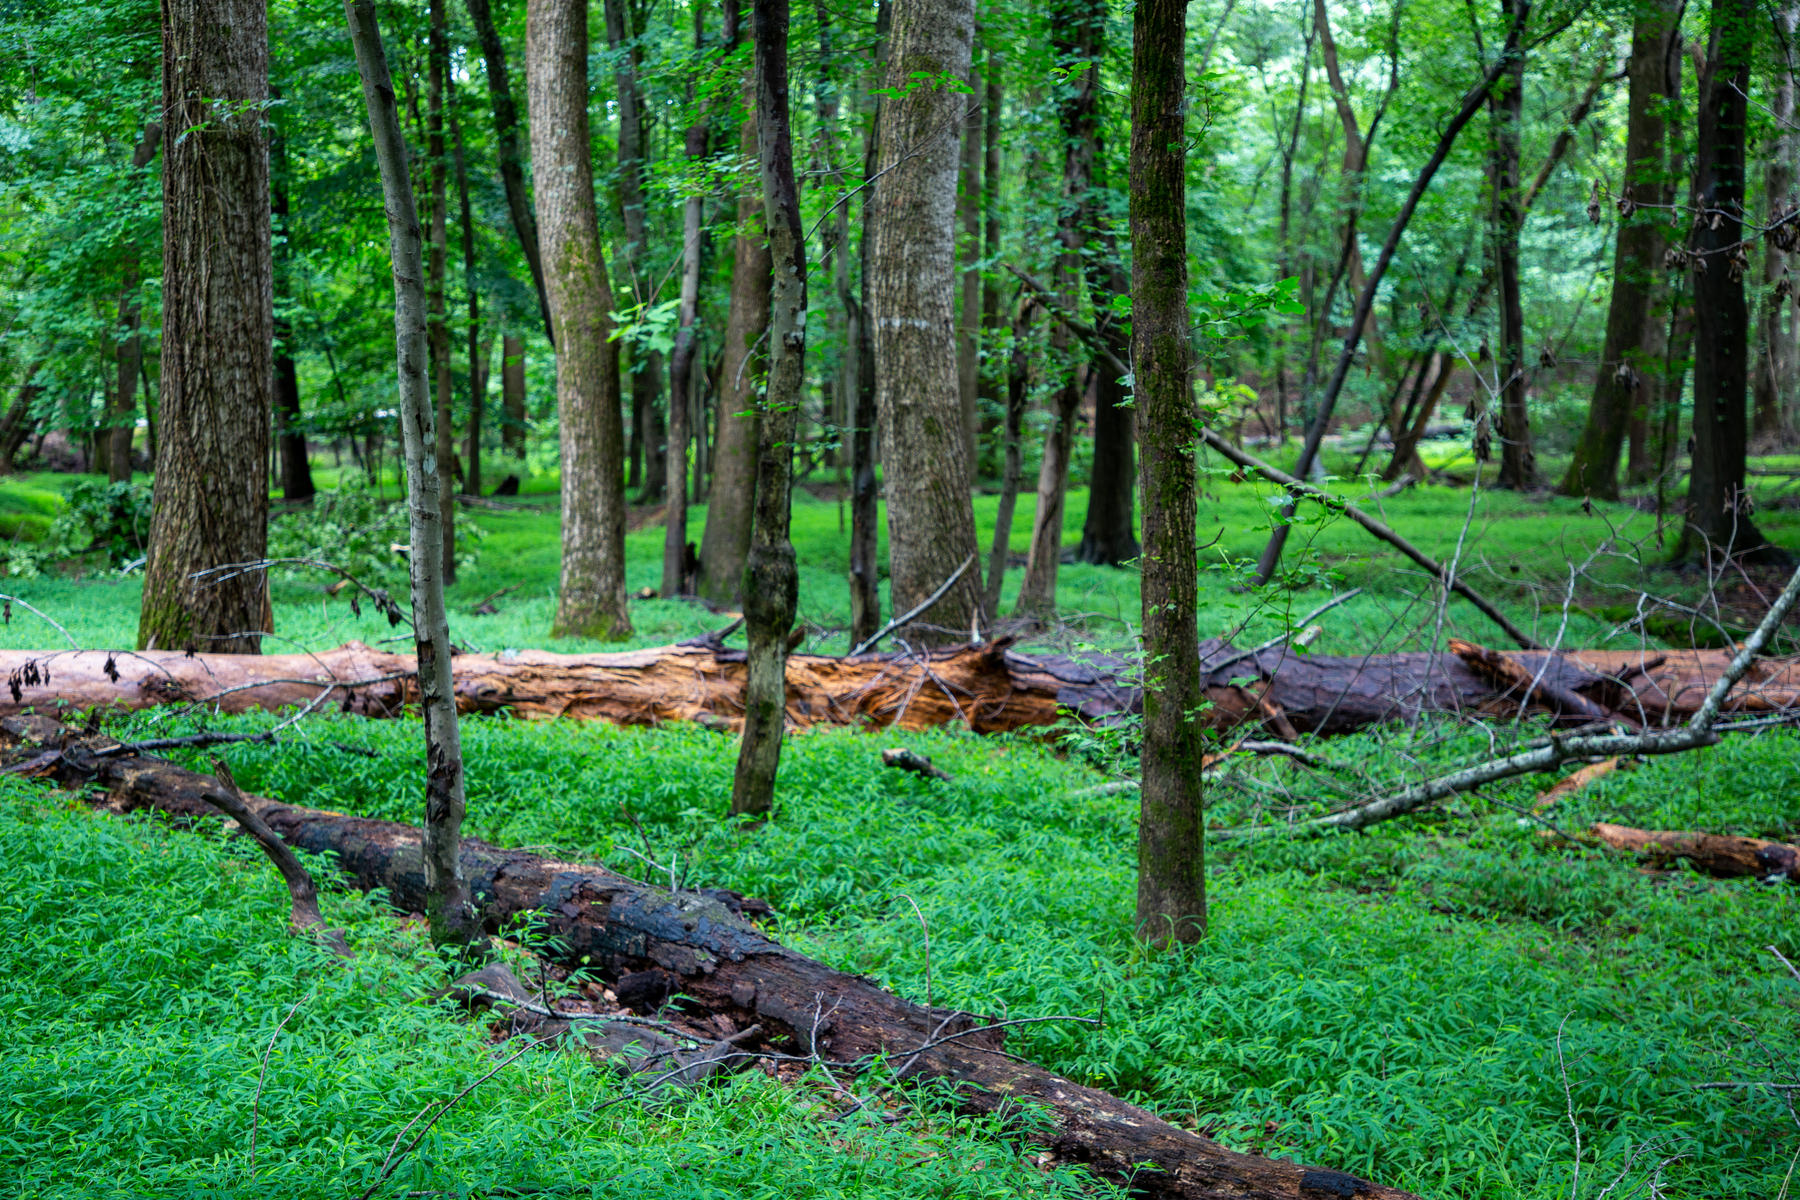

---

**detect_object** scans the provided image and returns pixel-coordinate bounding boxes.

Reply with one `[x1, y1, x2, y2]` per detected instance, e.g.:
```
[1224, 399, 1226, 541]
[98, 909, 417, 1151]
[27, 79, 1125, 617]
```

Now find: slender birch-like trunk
[343, 0, 476, 947]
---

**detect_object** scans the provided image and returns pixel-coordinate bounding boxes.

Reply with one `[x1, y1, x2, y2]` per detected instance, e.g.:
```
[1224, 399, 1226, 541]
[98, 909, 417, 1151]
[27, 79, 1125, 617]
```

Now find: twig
[1557, 1015, 1582, 1200]
[849, 554, 977, 656]
[202, 758, 351, 957]
[248, 991, 310, 1179]
[899, 894, 932, 1011]
[1202, 589, 1364, 676]
[0, 594, 78, 648]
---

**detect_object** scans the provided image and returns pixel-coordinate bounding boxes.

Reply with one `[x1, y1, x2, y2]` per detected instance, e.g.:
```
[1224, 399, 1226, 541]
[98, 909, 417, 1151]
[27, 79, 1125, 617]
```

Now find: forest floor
[1, 446, 1798, 1197]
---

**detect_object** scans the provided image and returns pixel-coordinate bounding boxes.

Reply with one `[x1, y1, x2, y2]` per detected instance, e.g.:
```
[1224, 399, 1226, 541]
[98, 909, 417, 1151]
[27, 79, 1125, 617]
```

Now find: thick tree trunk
[529, 0, 633, 638]
[1492, 0, 1534, 491]
[731, 0, 805, 818]
[1680, 0, 1775, 562]
[140, 0, 272, 655]
[1560, 0, 1677, 500]
[343, 0, 477, 947]
[429, 7, 457, 582]
[698, 72, 769, 605]
[502, 335, 527, 461]
[1132, 0, 1205, 946]
[464, 0, 554, 342]
[10, 638, 1797, 736]
[1752, 5, 1799, 445]
[871, 0, 983, 646]
[0, 719, 1416, 1200]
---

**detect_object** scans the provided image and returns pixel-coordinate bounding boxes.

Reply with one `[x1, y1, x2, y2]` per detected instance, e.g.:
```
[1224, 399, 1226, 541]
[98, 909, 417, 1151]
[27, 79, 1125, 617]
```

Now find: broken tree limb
[1215, 561, 1800, 839]
[0, 718, 1418, 1200]
[1533, 758, 1619, 810]
[1196, 430, 1543, 651]
[203, 757, 351, 957]
[5, 633, 1800, 739]
[1585, 823, 1800, 882]
[881, 747, 954, 782]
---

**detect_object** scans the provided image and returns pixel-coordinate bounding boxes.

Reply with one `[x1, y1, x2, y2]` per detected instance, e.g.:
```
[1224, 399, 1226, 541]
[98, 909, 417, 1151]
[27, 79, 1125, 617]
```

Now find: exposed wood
[1533, 757, 1619, 809]
[0, 716, 1419, 1200]
[1587, 822, 1800, 882]
[7, 636, 1800, 738]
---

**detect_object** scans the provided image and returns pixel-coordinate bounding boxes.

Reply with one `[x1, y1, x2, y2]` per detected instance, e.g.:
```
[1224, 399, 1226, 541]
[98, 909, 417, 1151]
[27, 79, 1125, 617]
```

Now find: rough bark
[529, 0, 633, 638]
[429, 5, 456, 582]
[1560, 1, 1678, 500]
[464, 0, 555, 341]
[139, 0, 273, 655]
[344, 0, 477, 946]
[0, 717, 1418, 1200]
[1492, 0, 1534, 490]
[664, 3, 709, 600]
[1132, 0, 1205, 946]
[698, 68, 769, 605]
[872, 0, 984, 645]
[731, 0, 805, 818]
[1679, 0, 1775, 562]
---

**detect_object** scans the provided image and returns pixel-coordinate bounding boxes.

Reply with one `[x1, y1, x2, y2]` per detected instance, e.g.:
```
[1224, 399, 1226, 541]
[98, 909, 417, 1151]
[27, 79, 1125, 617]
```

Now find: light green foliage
[267, 480, 488, 584]
[2, 477, 149, 576]
[0, 773, 1109, 1199]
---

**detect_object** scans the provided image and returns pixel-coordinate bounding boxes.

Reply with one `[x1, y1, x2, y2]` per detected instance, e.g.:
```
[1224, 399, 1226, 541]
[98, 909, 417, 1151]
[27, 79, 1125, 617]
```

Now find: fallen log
[4, 632, 1799, 738]
[1587, 823, 1800, 883]
[0, 714, 1416, 1200]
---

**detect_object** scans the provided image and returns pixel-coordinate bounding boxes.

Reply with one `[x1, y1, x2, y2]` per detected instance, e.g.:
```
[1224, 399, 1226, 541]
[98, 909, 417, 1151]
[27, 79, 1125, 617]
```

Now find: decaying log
[1587, 823, 1800, 882]
[4, 632, 1799, 739]
[1532, 758, 1619, 810]
[0, 715, 1417, 1200]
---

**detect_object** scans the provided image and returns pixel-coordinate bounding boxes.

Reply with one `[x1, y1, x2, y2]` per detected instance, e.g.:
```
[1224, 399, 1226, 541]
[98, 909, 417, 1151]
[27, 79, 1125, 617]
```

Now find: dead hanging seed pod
[1587, 180, 1603, 224]
[1711, 211, 1725, 230]
[1614, 362, 1640, 391]
[1730, 246, 1751, 281]
[1664, 246, 1688, 271]
[1693, 253, 1709, 275]
[1615, 186, 1637, 219]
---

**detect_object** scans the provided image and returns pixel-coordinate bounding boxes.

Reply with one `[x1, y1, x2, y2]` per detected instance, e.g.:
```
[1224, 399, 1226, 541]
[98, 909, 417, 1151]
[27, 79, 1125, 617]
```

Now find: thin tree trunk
[698, 22, 768, 605]
[502, 335, 527, 462]
[343, 0, 475, 947]
[530, 0, 633, 637]
[1493, 0, 1534, 490]
[428, 0, 456, 581]
[1680, 0, 1776, 562]
[464, 0, 554, 342]
[1752, 4, 1799, 445]
[1313, 0, 1386, 377]
[846, 1, 889, 648]
[269, 106, 312, 502]
[1076, 259, 1138, 565]
[984, 298, 1032, 616]
[453, 93, 482, 499]
[872, 0, 982, 645]
[139, 0, 272, 655]
[1133, 0, 1204, 946]
[108, 121, 161, 486]
[664, 3, 710, 599]
[732, 0, 805, 818]
[980, 50, 1003, 436]
[0, 362, 44, 474]
[1560, 2, 1677, 499]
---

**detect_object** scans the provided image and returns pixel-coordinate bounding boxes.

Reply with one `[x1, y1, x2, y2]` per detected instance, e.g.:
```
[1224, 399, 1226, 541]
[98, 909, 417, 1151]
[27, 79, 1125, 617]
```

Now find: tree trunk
[664, 3, 709, 600]
[698, 67, 769, 606]
[343, 0, 477, 947]
[1752, 4, 1799, 445]
[429, 0, 456, 582]
[872, 0, 983, 645]
[271, 115, 314, 503]
[846, 10, 888, 650]
[529, 0, 633, 637]
[1077, 251, 1138, 566]
[1679, 0, 1775, 562]
[139, 0, 272, 655]
[502, 335, 527, 460]
[463, 0, 554, 341]
[453, 99, 483, 499]
[1493, 0, 1534, 490]
[1132, 0, 1205, 946]
[731, 0, 805, 819]
[0, 362, 43, 474]
[1560, 0, 1678, 501]
[984, 299, 1032, 617]
[955, 56, 982, 485]
[6, 720, 1417, 1200]
[1312, 0, 1386, 378]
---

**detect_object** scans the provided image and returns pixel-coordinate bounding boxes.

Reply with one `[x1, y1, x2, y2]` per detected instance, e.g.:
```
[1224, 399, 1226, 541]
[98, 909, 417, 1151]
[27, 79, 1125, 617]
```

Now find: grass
[5, 455, 1800, 1197]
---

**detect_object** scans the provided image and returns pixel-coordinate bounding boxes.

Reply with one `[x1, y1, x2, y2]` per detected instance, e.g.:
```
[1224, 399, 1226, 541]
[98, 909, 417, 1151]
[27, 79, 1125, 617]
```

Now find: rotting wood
[1585, 822, 1800, 882]
[0, 715, 1419, 1200]
[1533, 758, 1620, 810]
[4, 633, 1800, 738]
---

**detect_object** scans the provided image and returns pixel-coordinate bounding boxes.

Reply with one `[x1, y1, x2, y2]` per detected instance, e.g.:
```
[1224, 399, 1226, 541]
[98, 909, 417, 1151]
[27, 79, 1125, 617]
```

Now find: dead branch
[1585, 823, 1800, 882]
[201, 758, 351, 956]
[881, 747, 955, 782]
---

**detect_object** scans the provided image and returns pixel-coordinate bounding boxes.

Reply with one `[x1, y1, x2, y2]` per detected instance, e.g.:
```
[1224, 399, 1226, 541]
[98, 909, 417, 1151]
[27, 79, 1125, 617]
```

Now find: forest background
[4, 0, 1800, 1195]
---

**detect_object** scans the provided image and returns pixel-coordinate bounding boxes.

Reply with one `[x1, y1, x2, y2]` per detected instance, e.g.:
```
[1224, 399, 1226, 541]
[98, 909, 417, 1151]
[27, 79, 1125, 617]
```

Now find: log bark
[1588, 822, 1800, 882]
[9, 636, 1799, 737]
[0, 716, 1418, 1200]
